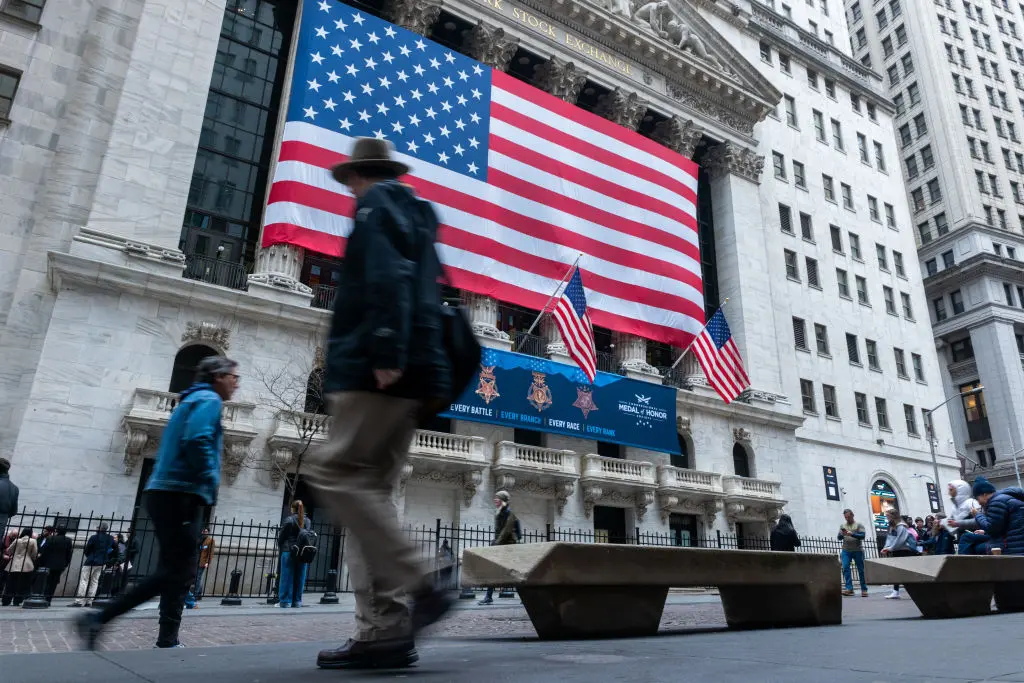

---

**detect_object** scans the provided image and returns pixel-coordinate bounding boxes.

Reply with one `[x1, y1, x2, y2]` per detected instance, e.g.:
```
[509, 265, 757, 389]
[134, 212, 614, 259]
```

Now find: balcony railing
[580, 454, 656, 486]
[184, 253, 248, 291]
[656, 465, 723, 494]
[412, 430, 487, 461]
[512, 331, 545, 357]
[493, 441, 579, 477]
[596, 350, 618, 374]
[311, 284, 336, 310]
[722, 475, 784, 501]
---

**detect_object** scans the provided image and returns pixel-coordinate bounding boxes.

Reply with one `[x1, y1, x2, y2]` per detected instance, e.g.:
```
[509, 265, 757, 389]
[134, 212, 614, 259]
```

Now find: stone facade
[0, 0, 959, 542]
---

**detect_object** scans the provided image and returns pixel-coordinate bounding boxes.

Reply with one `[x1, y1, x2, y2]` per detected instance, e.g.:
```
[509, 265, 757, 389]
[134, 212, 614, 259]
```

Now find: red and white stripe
[263, 70, 704, 348]
[552, 294, 597, 383]
[692, 335, 750, 404]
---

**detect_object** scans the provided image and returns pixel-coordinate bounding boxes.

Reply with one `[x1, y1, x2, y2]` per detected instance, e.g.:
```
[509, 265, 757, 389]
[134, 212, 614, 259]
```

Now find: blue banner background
[441, 347, 680, 454]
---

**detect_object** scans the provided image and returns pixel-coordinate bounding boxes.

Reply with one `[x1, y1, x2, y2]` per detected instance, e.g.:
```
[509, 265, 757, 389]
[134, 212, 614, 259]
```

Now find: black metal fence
[311, 284, 336, 310]
[1, 509, 885, 602]
[183, 254, 248, 291]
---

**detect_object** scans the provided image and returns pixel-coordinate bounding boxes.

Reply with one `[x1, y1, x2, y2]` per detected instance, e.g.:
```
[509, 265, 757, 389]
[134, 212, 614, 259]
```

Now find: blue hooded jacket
[145, 383, 223, 506]
[975, 487, 1024, 555]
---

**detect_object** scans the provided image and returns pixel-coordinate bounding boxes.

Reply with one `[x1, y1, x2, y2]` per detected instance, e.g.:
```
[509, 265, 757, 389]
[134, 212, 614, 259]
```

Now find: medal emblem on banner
[527, 372, 553, 412]
[474, 366, 500, 405]
[573, 386, 598, 419]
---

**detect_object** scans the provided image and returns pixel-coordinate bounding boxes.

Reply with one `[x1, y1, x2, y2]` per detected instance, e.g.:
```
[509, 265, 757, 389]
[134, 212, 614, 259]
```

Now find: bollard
[498, 587, 516, 599]
[221, 569, 243, 606]
[22, 568, 50, 610]
[265, 572, 279, 605]
[91, 567, 117, 608]
[458, 586, 476, 600]
[320, 569, 340, 605]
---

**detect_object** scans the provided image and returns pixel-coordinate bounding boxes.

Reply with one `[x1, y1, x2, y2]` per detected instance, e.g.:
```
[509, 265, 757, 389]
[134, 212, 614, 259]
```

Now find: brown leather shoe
[316, 638, 418, 670]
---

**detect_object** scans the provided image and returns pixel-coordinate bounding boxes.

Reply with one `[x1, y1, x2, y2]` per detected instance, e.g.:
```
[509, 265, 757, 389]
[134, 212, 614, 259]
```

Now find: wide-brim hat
[331, 137, 410, 183]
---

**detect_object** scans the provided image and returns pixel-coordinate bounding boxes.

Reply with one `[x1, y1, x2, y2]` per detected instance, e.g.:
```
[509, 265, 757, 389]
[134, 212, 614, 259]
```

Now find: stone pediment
[529, 0, 781, 131]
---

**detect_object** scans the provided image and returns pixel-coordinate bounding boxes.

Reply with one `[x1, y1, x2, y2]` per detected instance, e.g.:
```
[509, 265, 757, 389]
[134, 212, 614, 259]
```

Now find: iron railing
[183, 254, 248, 291]
[511, 331, 545, 357]
[311, 284, 336, 310]
[596, 350, 619, 374]
[0, 509, 887, 601]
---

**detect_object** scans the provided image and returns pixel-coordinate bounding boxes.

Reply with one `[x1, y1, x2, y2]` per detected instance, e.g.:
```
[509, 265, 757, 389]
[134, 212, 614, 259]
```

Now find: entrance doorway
[282, 475, 342, 592]
[669, 513, 698, 547]
[593, 506, 629, 544]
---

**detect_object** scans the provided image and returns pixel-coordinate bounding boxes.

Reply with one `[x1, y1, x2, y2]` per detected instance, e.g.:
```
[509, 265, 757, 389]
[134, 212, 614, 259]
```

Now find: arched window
[169, 344, 218, 394]
[671, 433, 691, 469]
[732, 443, 752, 478]
[869, 479, 900, 533]
[305, 368, 326, 415]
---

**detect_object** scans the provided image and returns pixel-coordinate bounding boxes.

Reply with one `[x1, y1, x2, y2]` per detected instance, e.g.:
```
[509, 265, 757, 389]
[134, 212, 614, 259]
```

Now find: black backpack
[291, 526, 318, 564]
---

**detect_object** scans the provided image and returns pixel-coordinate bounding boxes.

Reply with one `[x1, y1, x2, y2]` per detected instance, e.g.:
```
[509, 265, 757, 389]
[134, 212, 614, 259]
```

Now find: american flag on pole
[551, 267, 597, 383]
[263, 0, 704, 347]
[692, 308, 750, 404]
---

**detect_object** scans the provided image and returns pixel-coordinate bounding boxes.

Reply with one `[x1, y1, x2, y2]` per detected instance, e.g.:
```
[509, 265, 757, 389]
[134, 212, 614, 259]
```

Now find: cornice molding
[924, 252, 1024, 295]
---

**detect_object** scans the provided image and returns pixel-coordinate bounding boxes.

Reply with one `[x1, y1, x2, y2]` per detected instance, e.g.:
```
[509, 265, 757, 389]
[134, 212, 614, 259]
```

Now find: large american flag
[552, 267, 597, 382]
[263, 0, 704, 347]
[692, 308, 750, 404]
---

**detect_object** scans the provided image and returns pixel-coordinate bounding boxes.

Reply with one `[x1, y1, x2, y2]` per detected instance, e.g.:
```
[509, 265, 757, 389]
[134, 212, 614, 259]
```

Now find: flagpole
[515, 253, 583, 353]
[668, 298, 731, 372]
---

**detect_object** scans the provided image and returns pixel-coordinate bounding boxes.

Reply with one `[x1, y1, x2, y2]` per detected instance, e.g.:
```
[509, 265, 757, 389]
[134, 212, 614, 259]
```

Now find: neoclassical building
[0, 0, 957, 549]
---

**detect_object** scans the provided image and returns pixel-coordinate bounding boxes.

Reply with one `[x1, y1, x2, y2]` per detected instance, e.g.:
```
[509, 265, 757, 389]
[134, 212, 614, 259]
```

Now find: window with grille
[779, 204, 793, 233]
[793, 317, 808, 350]
[847, 333, 861, 364]
[800, 212, 813, 241]
[806, 257, 820, 288]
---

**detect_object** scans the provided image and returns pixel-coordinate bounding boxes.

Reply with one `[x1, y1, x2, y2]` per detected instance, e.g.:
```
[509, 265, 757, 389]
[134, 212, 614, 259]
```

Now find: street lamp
[924, 385, 984, 514]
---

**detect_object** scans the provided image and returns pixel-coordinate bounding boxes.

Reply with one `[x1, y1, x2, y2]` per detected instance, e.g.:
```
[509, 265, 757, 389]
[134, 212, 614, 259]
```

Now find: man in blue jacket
[77, 356, 238, 649]
[307, 138, 453, 671]
[971, 477, 1024, 555]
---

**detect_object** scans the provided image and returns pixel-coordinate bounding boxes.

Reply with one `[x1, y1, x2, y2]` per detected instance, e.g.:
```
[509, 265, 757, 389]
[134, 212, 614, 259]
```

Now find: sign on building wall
[822, 466, 840, 501]
[926, 482, 941, 513]
[442, 347, 680, 454]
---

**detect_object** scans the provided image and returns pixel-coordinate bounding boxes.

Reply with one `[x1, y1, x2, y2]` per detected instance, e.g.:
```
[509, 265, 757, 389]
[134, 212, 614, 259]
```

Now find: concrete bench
[461, 542, 841, 639]
[865, 556, 1024, 618]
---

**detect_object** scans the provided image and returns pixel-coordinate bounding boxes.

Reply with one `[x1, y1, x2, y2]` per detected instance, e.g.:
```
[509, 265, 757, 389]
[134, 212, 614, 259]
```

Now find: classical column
[466, 21, 519, 71]
[533, 56, 588, 104]
[702, 142, 784, 396]
[387, 0, 442, 34]
[541, 316, 572, 365]
[969, 321, 1024, 458]
[594, 87, 649, 130]
[612, 331, 660, 380]
[651, 115, 704, 159]
[247, 243, 313, 306]
[463, 291, 511, 350]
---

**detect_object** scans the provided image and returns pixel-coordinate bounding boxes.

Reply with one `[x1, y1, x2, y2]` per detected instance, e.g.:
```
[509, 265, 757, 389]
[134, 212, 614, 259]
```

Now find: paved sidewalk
[4, 607, 1024, 682]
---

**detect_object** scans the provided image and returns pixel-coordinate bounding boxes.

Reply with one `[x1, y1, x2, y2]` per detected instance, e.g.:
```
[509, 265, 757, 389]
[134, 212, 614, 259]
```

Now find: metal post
[222, 569, 243, 606]
[320, 569, 340, 605]
[265, 572, 279, 605]
[926, 410, 945, 514]
[21, 568, 50, 610]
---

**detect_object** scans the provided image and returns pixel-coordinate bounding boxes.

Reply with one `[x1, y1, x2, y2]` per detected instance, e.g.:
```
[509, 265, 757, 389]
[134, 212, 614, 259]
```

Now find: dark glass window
[169, 345, 219, 394]
[732, 443, 751, 478]
[180, 0, 296, 271]
[693, 145, 720, 317]
[0, 67, 19, 120]
[1, 0, 45, 24]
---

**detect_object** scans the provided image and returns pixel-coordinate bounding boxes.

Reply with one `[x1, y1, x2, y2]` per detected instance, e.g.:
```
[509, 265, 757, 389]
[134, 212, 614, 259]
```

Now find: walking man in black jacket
[38, 527, 73, 604]
[479, 491, 520, 605]
[307, 138, 454, 671]
[0, 458, 19, 534]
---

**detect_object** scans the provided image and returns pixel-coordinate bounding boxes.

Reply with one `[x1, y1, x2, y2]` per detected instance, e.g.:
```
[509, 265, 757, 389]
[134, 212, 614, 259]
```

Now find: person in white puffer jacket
[945, 479, 982, 534]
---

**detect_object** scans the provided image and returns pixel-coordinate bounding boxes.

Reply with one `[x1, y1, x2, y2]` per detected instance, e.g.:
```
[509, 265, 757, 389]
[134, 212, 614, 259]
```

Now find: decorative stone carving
[400, 466, 482, 506]
[633, 0, 672, 38]
[124, 240, 187, 266]
[398, 462, 416, 494]
[463, 291, 510, 341]
[612, 331, 659, 376]
[314, 345, 326, 370]
[594, 88, 649, 130]
[270, 448, 294, 489]
[181, 321, 231, 351]
[540, 316, 568, 357]
[665, 15, 722, 69]
[556, 481, 575, 515]
[533, 57, 588, 104]
[733, 427, 752, 443]
[387, 0, 442, 35]
[583, 485, 654, 519]
[248, 244, 312, 295]
[702, 141, 765, 184]
[740, 388, 785, 404]
[598, 0, 633, 17]
[651, 116, 703, 158]
[702, 499, 723, 524]
[583, 485, 603, 518]
[676, 415, 692, 436]
[725, 502, 746, 521]
[667, 85, 755, 136]
[636, 490, 656, 522]
[495, 472, 516, 491]
[223, 442, 249, 484]
[466, 21, 519, 71]
[463, 470, 483, 506]
[123, 427, 149, 475]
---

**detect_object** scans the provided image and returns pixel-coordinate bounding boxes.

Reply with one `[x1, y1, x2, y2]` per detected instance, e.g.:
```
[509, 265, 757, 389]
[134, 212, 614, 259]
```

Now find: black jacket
[0, 474, 18, 530]
[278, 514, 311, 552]
[770, 526, 801, 552]
[38, 534, 73, 571]
[493, 507, 520, 546]
[325, 181, 450, 401]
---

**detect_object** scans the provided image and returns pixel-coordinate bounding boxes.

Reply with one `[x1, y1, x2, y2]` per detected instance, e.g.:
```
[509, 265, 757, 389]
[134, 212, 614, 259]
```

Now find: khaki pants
[74, 565, 104, 604]
[306, 391, 424, 641]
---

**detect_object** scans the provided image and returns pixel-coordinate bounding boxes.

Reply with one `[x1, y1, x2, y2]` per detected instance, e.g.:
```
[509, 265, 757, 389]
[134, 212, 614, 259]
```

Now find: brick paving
[0, 594, 921, 655]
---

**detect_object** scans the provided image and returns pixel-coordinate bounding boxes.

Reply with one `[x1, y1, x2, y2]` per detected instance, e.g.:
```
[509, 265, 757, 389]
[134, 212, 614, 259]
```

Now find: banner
[442, 347, 680, 454]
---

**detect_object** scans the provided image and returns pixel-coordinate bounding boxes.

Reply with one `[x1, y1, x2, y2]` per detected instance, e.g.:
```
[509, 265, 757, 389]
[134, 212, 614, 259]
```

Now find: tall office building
[846, 0, 1024, 487]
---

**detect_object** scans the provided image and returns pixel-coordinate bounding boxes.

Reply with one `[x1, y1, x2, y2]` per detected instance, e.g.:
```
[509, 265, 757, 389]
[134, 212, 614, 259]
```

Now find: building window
[831, 119, 845, 150]
[893, 251, 905, 277]
[855, 392, 870, 424]
[814, 110, 827, 142]
[856, 275, 869, 305]
[942, 250, 955, 268]
[793, 160, 806, 188]
[875, 398, 891, 430]
[807, 68, 819, 89]
[1005, 282, 1015, 306]
[842, 183, 854, 210]
[866, 339, 880, 370]
[935, 212, 949, 235]
[732, 443, 752, 478]
[773, 151, 787, 180]
[806, 257, 820, 288]
[760, 41, 772, 62]
[779, 203, 793, 233]
[785, 95, 798, 126]
[904, 404, 918, 435]
[876, 243, 888, 270]
[884, 286, 897, 315]
[911, 188, 925, 212]
[812, 322, 831, 357]
[868, 196, 880, 221]
[927, 178, 943, 203]
[825, 77, 836, 97]
[836, 268, 850, 298]
[901, 291, 913, 318]
[858, 133, 870, 163]
[933, 297, 947, 321]
[801, 379, 817, 413]
[894, 348, 908, 378]
[823, 384, 839, 418]
[785, 249, 800, 280]
[961, 381, 991, 442]
[0, 0, 45, 24]
[846, 333, 861, 364]
[0, 67, 19, 122]
[830, 225, 843, 253]
[912, 353, 925, 382]
[800, 212, 813, 241]
[951, 288, 965, 314]
[875, 142, 888, 172]
[823, 175, 836, 201]
[849, 232, 861, 259]
[793, 317, 808, 350]
[780, 53, 792, 74]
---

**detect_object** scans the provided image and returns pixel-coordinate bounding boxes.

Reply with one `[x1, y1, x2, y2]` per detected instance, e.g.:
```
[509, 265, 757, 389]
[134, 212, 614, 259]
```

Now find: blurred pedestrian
[838, 509, 868, 597]
[76, 356, 238, 650]
[479, 491, 521, 605]
[966, 477, 1024, 555]
[0, 458, 19, 534]
[72, 523, 115, 607]
[195, 527, 215, 600]
[38, 526, 73, 604]
[881, 509, 918, 599]
[2, 528, 37, 606]
[277, 500, 312, 609]
[770, 514, 800, 552]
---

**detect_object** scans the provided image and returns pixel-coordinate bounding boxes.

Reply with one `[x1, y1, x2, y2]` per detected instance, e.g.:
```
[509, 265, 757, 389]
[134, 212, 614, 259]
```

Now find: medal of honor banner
[442, 347, 680, 454]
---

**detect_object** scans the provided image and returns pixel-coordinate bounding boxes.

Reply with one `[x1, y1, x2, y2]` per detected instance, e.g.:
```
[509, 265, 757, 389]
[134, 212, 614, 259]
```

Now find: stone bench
[461, 542, 841, 639]
[865, 555, 1024, 618]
